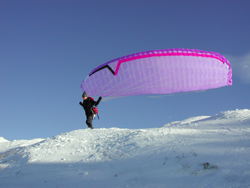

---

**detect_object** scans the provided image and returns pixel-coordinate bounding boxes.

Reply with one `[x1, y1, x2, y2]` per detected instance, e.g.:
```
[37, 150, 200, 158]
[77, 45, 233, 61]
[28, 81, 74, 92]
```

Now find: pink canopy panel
[81, 49, 232, 97]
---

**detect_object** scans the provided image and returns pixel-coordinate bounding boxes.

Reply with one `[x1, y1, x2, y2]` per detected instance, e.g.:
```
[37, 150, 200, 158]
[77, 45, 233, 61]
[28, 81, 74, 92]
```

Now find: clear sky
[1, 0, 250, 141]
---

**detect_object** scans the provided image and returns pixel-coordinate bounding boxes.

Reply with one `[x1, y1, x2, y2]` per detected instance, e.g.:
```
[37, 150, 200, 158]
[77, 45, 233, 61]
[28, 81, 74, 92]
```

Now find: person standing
[79, 91, 102, 129]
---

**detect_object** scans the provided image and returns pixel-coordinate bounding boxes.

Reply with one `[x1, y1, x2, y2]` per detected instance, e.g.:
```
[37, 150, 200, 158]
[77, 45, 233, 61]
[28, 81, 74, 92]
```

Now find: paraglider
[79, 91, 102, 129]
[81, 48, 232, 98]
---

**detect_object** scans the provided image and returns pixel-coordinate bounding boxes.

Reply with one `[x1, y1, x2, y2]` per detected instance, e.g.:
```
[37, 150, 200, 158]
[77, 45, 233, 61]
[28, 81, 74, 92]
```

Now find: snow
[0, 137, 9, 143]
[0, 109, 250, 188]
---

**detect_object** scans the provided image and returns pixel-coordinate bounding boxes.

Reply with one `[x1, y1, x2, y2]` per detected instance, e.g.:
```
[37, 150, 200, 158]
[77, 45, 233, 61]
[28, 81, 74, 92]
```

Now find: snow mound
[0, 137, 9, 143]
[162, 116, 210, 127]
[162, 109, 250, 128]
[0, 109, 250, 188]
[205, 109, 250, 122]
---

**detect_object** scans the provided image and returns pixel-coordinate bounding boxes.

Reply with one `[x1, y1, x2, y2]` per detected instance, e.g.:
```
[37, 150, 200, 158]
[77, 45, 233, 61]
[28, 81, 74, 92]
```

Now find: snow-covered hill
[0, 137, 9, 143]
[0, 109, 250, 188]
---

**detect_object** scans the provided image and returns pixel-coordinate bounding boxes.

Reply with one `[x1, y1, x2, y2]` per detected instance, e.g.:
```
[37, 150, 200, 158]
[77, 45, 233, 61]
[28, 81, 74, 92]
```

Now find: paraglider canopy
[81, 49, 232, 98]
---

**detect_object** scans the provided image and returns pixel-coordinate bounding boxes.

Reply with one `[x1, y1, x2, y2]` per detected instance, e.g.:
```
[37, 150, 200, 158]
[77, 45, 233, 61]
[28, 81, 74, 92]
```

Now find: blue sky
[1, 0, 250, 141]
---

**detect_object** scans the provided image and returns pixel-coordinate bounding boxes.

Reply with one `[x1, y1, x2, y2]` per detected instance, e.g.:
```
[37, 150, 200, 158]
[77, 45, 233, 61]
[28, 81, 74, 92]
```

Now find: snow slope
[0, 137, 9, 143]
[0, 109, 250, 188]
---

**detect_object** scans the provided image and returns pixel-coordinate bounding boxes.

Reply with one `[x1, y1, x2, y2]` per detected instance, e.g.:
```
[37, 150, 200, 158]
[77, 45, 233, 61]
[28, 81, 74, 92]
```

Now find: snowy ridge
[0, 109, 250, 188]
[0, 137, 9, 143]
[163, 109, 250, 128]
[162, 116, 210, 127]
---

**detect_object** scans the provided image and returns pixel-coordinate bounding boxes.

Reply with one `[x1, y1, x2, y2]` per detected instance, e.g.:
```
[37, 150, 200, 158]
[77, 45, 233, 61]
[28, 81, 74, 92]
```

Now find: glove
[79, 102, 83, 106]
[95, 96, 102, 106]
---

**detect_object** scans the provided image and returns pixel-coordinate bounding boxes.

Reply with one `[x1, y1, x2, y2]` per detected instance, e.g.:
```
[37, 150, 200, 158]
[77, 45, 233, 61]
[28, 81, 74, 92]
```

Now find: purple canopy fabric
[81, 49, 232, 97]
